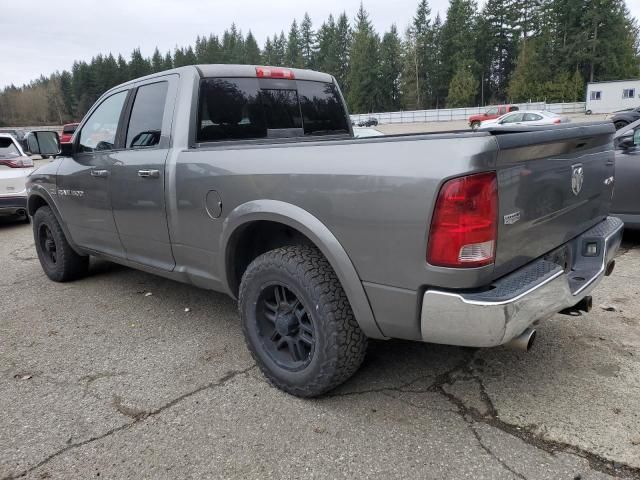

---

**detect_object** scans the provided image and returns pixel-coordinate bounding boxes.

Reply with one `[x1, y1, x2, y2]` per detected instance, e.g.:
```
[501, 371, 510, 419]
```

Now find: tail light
[427, 172, 498, 268]
[256, 66, 295, 80]
[0, 157, 34, 168]
[553, 118, 561, 124]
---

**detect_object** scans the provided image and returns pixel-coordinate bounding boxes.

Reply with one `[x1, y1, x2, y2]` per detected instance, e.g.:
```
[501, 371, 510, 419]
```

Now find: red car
[60, 123, 79, 144]
[469, 105, 519, 130]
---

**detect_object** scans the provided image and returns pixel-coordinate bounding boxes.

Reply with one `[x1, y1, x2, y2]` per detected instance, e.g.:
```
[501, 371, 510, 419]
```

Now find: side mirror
[25, 131, 61, 157]
[616, 132, 634, 150]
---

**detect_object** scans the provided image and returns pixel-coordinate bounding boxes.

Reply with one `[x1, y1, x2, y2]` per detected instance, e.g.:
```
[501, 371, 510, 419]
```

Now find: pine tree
[440, 0, 479, 103]
[300, 13, 316, 68]
[183, 46, 197, 65]
[263, 37, 275, 65]
[316, 16, 338, 76]
[447, 63, 478, 106]
[335, 13, 352, 92]
[163, 52, 173, 70]
[151, 47, 164, 72]
[286, 20, 304, 67]
[347, 3, 381, 113]
[129, 48, 152, 78]
[244, 31, 262, 64]
[379, 25, 403, 110]
[476, 0, 520, 102]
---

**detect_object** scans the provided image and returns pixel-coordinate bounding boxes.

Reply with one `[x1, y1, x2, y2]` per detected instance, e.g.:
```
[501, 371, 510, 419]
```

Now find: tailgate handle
[137, 169, 160, 179]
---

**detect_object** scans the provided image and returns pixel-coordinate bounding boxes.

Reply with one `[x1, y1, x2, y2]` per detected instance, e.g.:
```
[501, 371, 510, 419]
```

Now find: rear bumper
[420, 216, 624, 347]
[0, 195, 27, 214]
[611, 212, 640, 230]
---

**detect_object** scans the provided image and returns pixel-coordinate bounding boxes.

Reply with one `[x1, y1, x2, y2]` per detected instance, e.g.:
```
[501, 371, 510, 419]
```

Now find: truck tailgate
[491, 122, 616, 278]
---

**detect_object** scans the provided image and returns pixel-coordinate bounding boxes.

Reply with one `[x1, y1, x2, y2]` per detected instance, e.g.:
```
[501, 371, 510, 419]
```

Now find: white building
[586, 79, 640, 114]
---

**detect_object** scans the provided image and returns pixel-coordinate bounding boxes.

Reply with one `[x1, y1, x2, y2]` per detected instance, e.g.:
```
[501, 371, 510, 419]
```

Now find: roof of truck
[111, 64, 334, 91]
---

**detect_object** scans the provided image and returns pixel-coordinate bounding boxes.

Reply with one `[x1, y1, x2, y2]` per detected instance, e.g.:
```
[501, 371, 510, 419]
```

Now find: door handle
[90, 169, 109, 178]
[137, 169, 160, 179]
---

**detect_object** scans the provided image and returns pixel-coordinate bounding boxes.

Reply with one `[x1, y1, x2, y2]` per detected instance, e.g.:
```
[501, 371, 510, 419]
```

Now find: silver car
[0, 133, 34, 221]
[479, 110, 570, 129]
[613, 119, 640, 229]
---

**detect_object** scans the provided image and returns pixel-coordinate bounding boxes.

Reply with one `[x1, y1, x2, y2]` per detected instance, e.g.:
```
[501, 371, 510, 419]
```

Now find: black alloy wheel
[256, 283, 315, 370]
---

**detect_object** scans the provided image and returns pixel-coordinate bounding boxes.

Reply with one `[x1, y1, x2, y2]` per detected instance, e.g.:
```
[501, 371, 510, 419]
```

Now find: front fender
[220, 199, 386, 339]
[27, 185, 84, 256]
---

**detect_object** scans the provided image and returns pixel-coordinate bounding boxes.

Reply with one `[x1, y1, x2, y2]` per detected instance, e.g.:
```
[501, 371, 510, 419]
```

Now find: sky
[1, 0, 639, 89]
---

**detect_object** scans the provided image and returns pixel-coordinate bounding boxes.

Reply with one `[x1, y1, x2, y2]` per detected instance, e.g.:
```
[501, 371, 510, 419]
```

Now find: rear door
[109, 75, 178, 271]
[57, 89, 129, 256]
[492, 123, 616, 277]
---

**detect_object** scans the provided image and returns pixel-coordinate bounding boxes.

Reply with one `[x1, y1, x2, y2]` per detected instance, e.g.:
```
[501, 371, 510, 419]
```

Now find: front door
[109, 76, 177, 271]
[57, 89, 129, 257]
[613, 126, 640, 216]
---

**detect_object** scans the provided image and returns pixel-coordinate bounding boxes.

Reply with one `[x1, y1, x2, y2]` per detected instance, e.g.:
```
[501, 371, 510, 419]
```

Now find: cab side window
[125, 82, 169, 149]
[78, 91, 128, 153]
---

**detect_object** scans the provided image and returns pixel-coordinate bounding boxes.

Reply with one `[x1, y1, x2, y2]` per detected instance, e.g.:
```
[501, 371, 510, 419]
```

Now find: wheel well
[28, 195, 48, 216]
[227, 221, 314, 297]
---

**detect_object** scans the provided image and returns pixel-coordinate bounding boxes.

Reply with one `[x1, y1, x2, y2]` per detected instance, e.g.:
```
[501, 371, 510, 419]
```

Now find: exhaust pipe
[605, 260, 615, 277]
[559, 295, 593, 316]
[505, 328, 536, 352]
[16, 209, 26, 217]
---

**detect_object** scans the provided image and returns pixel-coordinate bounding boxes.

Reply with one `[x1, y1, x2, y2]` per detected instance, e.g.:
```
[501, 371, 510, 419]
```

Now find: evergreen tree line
[1, 0, 638, 126]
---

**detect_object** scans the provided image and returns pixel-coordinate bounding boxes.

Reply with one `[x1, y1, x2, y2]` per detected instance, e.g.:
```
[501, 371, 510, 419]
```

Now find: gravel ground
[2, 146, 640, 479]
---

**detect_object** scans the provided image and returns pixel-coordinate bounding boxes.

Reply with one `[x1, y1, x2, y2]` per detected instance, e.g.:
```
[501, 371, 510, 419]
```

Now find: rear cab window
[197, 77, 349, 143]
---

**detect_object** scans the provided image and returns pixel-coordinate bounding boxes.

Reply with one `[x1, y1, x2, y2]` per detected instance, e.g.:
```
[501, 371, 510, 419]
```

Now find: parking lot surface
[1, 218, 640, 479]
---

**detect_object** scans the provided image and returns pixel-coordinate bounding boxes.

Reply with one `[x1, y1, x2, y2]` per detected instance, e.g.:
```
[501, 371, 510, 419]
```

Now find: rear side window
[126, 82, 168, 148]
[0, 138, 20, 157]
[197, 77, 348, 143]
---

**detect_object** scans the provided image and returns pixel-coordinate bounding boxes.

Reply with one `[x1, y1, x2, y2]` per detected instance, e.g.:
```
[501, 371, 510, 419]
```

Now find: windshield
[0, 138, 20, 158]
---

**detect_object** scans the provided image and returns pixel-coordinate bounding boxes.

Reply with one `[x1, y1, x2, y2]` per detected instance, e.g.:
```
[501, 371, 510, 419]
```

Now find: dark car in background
[60, 123, 79, 144]
[612, 118, 640, 228]
[610, 107, 640, 130]
[357, 117, 378, 127]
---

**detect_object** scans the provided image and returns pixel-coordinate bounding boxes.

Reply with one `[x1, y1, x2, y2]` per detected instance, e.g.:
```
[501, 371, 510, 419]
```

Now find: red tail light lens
[0, 157, 34, 168]
[427, 172, 498, 268]
[256, 66, 295, 80]
[553, 118, 561, 124]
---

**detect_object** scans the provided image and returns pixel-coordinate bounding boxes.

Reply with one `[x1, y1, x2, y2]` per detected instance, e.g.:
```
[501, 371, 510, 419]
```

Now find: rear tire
[614, 120, 629, 130]
[239, 245, 368, 397]
[471, 121, 480, 130]
[33, 206, 89, 282]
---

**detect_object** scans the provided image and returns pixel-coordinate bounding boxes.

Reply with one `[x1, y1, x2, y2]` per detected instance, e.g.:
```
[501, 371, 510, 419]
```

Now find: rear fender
[220, 199, 386, 339]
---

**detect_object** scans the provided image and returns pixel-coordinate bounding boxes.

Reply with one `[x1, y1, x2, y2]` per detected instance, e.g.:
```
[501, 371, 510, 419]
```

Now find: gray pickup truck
[25, 65, 623, 397]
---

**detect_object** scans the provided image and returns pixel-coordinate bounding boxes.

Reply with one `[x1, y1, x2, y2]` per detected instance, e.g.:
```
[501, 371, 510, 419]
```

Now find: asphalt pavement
[1, 218, 639, 479]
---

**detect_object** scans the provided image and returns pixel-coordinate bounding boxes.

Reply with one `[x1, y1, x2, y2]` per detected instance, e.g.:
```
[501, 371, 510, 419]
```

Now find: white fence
[350, 102, 586, 125]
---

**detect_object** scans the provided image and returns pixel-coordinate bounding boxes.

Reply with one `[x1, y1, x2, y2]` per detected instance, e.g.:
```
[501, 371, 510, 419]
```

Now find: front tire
[614, 120, 629, 130]
[33, 206, 89, 282]
[239, 245, 368, 397]
[471, 121, 480, 130]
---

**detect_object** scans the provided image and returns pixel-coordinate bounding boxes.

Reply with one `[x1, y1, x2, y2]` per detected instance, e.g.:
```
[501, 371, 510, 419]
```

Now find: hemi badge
[504, 211, 521, 225]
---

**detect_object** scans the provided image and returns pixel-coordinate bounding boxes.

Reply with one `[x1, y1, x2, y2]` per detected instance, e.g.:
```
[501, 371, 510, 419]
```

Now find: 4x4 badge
[571, 164, 584, 196]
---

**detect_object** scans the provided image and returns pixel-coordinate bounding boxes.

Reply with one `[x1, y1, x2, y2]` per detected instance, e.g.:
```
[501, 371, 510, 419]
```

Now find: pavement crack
[470, 423, 528, 480]
[2, 364, 256, 480]
[429, 350, 640, 479]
